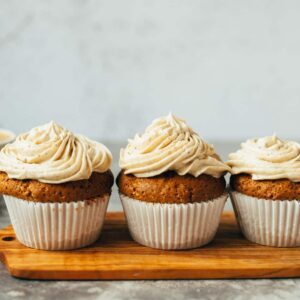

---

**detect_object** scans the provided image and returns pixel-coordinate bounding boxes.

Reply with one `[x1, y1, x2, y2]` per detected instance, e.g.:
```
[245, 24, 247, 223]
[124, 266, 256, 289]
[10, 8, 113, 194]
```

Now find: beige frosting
[0, 121, 112, 184]
[0, 131, 12, 141]
[228, 135, 300, 182]
[119, 114, 230, 178]
[0, 129, 15, 144]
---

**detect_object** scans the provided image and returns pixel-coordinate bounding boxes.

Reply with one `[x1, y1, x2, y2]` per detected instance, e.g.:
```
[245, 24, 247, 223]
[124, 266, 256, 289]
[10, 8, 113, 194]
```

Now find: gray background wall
[0, 0, 299, 143]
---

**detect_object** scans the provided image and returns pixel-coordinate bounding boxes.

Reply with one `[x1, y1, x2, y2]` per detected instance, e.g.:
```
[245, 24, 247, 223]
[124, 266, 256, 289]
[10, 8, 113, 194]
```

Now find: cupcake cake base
[231, 191, 300, 247]
[120, 192, 228, 250]
[4, 195, 109, 250]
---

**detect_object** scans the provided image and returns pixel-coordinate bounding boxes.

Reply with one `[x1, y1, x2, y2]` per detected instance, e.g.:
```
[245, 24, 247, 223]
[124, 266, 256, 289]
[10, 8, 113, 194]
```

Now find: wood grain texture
[1, 212, 300, 280]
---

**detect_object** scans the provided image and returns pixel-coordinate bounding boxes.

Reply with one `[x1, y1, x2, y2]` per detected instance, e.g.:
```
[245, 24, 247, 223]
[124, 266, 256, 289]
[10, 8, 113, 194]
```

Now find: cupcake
[228, 135, 300, 247]
[0, 129, 15, 205]
[117, 114, 230, 250]
[0, 121, 113, 250]
[0, 129, 15, 150]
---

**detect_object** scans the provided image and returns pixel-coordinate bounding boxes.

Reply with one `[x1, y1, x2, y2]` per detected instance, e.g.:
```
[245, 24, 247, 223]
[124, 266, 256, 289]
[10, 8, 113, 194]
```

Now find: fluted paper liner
[231, 191, 300, 247]
[120, 193, 228, 250]
[3, 195, 109, 250]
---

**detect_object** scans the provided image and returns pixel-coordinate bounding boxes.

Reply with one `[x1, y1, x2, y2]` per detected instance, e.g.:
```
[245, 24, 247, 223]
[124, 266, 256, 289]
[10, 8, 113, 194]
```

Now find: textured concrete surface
[1, 142, 300, 300]
[1, 0, 300, 141]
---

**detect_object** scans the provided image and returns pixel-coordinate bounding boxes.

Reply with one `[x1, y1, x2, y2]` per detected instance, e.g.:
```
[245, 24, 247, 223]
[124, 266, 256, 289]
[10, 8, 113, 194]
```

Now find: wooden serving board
[1, 212, 300, 280]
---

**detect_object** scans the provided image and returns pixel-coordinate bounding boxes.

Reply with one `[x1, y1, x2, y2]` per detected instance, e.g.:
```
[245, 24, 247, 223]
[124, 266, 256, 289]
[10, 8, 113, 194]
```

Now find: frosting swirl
[228, 135, 300, 182]
[119, 114, 230, 178]
[0, 121, 112, 184]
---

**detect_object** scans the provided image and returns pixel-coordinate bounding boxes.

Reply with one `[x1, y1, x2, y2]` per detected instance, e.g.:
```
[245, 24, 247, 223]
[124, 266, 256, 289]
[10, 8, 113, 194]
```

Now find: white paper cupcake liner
[230, 191, 300, 247]
[3, 194, 109, 250]
[120, 192, 228, 250]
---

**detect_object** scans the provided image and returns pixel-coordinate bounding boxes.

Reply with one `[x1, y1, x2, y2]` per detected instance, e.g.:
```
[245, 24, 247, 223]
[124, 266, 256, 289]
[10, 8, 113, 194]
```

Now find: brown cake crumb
[230, 174, 300, 200]
[0, 170, 114, 203]
[117, 171, 226, 204]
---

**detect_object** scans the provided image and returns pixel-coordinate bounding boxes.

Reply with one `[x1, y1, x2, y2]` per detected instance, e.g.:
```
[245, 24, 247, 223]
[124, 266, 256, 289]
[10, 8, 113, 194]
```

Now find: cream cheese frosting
[228, 135, 300, 182]
[0, 121, 112, 184]
[119, 113, 230, 178]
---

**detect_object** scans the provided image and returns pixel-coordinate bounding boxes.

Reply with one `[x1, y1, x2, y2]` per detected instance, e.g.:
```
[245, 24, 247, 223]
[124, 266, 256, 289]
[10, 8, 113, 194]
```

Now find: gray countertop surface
[1, 142, 300, 300]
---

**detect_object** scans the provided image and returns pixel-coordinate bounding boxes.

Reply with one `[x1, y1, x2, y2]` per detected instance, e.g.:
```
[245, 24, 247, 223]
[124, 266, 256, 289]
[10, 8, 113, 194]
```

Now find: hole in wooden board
[2, 236, 15, 242]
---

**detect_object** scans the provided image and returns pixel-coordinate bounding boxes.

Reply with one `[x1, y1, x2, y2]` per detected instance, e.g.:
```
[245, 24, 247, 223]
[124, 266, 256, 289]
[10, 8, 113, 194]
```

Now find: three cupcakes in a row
[0, 115, 299, 250]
